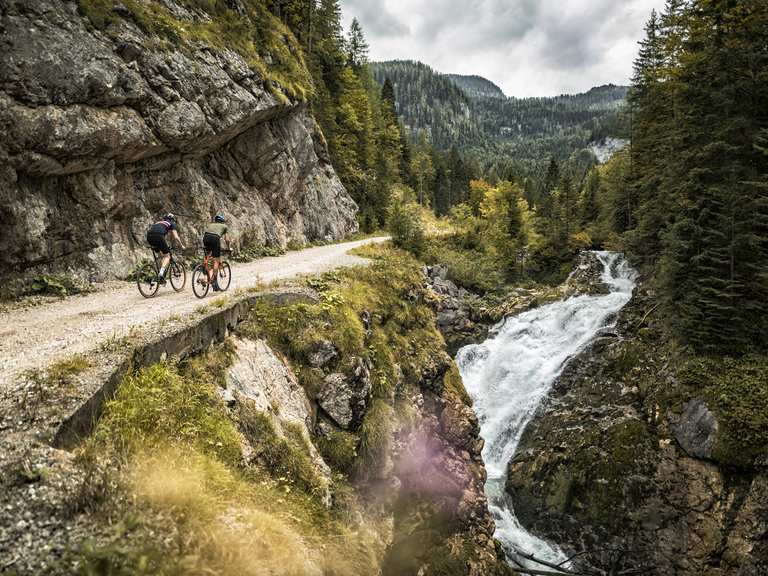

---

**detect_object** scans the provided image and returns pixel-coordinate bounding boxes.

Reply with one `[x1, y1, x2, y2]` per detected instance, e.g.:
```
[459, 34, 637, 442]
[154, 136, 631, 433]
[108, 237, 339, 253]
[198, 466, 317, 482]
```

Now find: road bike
[135, 248, 186, 298]
[192, 249, 232, 299]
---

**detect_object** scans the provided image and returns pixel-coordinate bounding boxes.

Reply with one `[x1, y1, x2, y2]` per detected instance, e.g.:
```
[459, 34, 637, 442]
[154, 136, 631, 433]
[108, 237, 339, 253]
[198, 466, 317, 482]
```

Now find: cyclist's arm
[170, 229, 186, 250]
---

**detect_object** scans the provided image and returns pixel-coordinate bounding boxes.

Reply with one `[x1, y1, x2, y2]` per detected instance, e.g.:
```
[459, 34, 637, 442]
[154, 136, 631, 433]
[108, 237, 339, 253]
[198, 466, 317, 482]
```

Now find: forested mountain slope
[445, 74, 506, 99]
[371, 60, 628, 169]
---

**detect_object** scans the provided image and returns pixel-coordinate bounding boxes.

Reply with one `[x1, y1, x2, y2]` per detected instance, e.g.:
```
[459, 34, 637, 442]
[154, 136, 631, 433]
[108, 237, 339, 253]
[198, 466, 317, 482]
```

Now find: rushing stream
[456, 252, 637, 569]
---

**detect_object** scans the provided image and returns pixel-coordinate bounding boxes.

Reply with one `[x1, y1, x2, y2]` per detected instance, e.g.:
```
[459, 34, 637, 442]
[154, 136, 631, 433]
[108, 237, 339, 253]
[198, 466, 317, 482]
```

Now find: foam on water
[456, 252, 637, 568]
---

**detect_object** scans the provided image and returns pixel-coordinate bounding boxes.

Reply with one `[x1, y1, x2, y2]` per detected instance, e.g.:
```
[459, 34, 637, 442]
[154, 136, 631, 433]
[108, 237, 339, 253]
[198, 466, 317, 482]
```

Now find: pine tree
[580, 168, 600, 228]
[347, 18, 369, 70]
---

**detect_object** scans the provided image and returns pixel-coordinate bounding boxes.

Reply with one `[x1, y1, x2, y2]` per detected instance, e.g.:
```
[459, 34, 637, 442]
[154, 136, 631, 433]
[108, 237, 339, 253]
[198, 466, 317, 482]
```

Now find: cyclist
[202, 213, 229, 291]
[146, 213, 186, 284]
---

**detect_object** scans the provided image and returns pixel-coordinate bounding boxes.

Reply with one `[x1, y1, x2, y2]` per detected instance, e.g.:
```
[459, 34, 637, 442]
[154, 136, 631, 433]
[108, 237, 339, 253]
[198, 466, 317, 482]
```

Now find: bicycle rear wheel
[217, 261, 232, 292]
[170, 259, 186, 292]
[192, 265, 209, 299]
[136, 260, 160, 299]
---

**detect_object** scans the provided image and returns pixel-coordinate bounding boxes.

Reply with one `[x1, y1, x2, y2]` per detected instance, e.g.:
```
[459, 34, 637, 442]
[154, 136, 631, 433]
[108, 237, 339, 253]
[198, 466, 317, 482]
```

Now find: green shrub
[231, 243, 285, 263]
[388, 201, 425, 256]
[20, 273, 92, 298]
[422, 237, 505, 294]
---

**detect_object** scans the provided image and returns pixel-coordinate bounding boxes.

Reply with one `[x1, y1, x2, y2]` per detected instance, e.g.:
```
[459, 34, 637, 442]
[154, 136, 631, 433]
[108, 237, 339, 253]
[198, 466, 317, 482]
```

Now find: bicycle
[192, 248, 232, 299]
[135, 248, 187, 298]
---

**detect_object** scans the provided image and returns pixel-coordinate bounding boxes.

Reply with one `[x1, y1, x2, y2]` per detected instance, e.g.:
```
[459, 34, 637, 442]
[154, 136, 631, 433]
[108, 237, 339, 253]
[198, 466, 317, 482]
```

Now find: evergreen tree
[580, 168, 600, 228]
[347, 18, 369, 69]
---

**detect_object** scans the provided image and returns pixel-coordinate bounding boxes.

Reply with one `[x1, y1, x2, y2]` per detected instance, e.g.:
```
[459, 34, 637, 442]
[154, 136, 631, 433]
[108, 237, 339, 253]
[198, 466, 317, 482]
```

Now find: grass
[19, 354, 91, 418]
[316, 427, 359, 475]
[89, 361, 242, 465]
[72, 343, 387, 575]
[238, 403, 326, 496]
[357, 400, 394, 477]
[211, 295, 229, 308]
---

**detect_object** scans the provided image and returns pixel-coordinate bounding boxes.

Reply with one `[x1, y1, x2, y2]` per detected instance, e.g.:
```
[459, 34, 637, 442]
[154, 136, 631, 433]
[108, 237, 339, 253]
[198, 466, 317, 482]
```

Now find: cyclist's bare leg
[208, 257, 220, 285]
[204, 253, 214, 285]
[158, 253, 171, 277]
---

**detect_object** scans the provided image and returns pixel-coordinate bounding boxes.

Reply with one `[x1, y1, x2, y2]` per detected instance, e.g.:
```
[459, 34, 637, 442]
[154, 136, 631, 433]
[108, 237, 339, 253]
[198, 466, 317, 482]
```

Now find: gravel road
[0, 237, 388, 388]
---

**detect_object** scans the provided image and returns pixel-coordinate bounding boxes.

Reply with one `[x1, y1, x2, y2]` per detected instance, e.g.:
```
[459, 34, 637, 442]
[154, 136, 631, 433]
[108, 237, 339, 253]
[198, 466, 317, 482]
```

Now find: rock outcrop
[423, 264, 490, 354]
[0, 0, 358, 282]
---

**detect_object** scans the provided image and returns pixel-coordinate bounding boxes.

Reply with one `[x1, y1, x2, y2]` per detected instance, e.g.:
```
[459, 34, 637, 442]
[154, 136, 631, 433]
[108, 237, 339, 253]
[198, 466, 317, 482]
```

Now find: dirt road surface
[0, 237, 388, 389]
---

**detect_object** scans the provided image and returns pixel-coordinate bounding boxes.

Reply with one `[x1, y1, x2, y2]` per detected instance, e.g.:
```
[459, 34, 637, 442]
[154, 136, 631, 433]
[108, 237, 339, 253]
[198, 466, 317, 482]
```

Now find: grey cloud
[341, 0, 665, 96]
[341, 0, 409, 37]
[414, 0, 540, 44]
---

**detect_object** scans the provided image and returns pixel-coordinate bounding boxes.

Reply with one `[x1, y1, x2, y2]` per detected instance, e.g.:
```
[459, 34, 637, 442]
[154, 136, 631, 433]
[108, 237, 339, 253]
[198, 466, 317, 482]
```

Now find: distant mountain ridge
[370, 60, 629, 171]
[445, 74, 506, 99]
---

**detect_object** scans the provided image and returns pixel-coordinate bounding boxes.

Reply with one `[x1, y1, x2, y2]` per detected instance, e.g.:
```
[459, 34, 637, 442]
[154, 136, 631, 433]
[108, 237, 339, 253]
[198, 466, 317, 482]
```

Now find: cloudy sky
[340, 0, 665, 97]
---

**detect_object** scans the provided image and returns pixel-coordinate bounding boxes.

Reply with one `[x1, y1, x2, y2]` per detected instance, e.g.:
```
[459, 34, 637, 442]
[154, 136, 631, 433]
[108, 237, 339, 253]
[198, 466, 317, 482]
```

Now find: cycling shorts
[147, 231, 170, 255]
[203, 232, 221, 258]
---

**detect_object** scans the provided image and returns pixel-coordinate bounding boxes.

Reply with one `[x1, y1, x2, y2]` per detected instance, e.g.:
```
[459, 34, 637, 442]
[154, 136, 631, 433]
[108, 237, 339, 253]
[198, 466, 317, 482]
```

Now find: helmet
[214, 213, 226, 223]
[165, 213, 176, 222]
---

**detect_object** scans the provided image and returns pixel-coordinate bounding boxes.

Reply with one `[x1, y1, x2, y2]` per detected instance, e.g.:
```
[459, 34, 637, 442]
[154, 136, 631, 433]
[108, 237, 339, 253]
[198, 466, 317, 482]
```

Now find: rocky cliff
[507, 282, 768, 575]
[0, 0, 358, 282]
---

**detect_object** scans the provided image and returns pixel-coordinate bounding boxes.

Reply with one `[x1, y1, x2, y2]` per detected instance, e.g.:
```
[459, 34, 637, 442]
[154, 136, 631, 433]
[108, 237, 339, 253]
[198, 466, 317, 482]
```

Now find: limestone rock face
[225, 337, 313, 427]
[223, 337, 331, 488]
[0, 0, 358, 282]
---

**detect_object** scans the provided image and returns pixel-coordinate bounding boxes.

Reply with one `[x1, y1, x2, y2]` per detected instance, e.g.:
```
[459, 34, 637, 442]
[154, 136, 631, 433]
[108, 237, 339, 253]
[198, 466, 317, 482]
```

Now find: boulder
[670, 398, 719, 460]
[317, 358, 371, 429]
[307, 340, 338, 369]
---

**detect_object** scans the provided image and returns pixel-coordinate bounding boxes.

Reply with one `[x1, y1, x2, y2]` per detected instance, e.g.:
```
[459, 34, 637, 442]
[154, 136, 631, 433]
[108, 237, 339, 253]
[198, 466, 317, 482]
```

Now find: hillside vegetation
[371, 60, 628, 173]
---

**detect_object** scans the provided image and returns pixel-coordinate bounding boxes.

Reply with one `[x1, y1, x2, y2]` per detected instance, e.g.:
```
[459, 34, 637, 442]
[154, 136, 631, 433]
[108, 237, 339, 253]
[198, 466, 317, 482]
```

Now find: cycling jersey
[149, 219, 177, 236]
[147, 219, 176, 254]
[204, 222, 227, 237]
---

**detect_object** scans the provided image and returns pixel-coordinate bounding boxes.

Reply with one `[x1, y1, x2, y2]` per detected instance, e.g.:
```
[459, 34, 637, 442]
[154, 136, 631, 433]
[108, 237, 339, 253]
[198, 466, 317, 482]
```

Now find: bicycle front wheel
[136, 261, 160, 299]
[218, 261, 232, 292]
[192, 265, 209, 299]
[170, 259, 186, 292]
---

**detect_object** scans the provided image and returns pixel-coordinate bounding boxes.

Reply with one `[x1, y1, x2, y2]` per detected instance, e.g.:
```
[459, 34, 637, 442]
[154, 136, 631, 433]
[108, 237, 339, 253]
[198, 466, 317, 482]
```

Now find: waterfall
[456, 252, 637, 568]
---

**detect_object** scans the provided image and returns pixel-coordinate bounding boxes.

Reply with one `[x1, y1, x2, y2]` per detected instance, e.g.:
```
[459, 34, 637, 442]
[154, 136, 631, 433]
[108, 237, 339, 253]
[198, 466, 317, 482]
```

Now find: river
[456, 252, 637, 570]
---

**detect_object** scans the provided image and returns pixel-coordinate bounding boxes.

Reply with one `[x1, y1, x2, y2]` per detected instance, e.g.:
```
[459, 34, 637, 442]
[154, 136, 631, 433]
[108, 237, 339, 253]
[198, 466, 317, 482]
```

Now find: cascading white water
[456, 252, 637, 568]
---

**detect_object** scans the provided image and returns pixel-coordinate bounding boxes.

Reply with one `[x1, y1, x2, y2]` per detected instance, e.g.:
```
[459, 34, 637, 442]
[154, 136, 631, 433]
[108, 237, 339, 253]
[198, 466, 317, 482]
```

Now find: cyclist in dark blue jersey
[146, 213, 186, 284]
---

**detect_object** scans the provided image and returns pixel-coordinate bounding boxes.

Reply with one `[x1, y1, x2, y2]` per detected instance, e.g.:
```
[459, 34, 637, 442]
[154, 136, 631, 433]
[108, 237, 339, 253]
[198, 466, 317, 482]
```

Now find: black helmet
[165, 213, 176, 222]
[214, 213, 226, 223]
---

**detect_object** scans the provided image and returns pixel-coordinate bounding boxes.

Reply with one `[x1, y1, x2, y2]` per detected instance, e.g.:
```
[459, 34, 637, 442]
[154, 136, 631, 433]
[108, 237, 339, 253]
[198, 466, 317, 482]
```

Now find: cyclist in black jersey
[146, 213, 186, 284]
